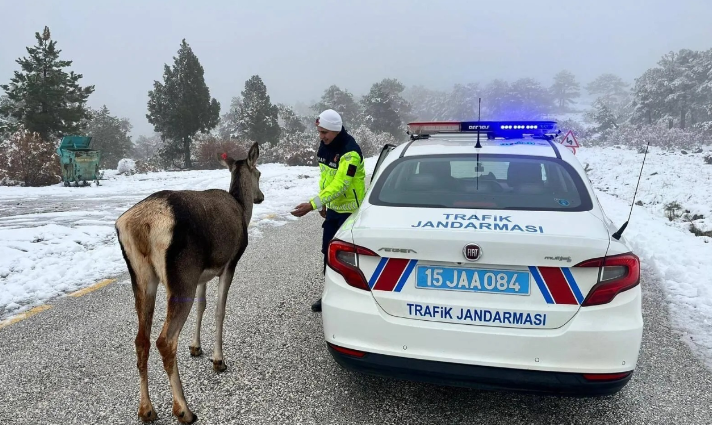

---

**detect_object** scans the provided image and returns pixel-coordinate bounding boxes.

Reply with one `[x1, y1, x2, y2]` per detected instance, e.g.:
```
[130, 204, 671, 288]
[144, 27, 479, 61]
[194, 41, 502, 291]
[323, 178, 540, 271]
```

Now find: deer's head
[220, 142, 264, 205]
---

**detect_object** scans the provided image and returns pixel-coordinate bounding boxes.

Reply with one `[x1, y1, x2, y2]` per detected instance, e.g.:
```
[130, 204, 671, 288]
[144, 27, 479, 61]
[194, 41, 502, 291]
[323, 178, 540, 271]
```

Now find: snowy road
[0, 213, 711, 425]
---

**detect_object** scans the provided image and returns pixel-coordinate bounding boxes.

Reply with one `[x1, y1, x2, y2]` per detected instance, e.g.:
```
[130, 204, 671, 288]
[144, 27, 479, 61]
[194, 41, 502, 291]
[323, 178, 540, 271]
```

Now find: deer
[115, 142, 263, 424]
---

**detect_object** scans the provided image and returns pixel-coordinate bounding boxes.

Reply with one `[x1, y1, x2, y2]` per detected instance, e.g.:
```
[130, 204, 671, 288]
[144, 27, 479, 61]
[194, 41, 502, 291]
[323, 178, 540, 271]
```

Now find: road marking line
[0, 305, 52, 330]
[0, 278, 117, 330]
[68, 278, 116, 297]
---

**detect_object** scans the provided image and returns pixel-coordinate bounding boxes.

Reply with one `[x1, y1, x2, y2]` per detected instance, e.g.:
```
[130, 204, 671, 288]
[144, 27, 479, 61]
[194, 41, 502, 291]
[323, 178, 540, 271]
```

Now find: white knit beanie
[317, 109, 343, 132]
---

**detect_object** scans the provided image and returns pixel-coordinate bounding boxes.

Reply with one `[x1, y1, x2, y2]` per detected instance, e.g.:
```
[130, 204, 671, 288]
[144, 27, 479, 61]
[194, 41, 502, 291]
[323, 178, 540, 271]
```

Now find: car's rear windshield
[369, 154, 593, 211]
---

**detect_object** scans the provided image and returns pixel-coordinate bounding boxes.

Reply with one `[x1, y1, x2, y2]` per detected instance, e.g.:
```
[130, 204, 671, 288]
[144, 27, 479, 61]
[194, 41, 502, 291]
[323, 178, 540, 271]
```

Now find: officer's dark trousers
[322, 210, 352, 274]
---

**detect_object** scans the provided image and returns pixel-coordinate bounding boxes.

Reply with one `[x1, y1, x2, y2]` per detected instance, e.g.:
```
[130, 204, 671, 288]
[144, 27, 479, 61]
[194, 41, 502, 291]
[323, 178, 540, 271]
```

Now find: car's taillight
[327, 239, 378, 291]
[575, 253, 640, 306]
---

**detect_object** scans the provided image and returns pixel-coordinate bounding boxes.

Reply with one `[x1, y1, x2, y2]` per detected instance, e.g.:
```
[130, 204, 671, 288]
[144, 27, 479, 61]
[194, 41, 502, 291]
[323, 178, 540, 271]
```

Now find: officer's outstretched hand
[291, 202, 313, 217]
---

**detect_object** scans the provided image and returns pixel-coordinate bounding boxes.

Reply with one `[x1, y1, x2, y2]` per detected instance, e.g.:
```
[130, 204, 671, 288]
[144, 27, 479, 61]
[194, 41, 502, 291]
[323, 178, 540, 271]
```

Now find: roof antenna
[612, 139, 651, 240]
[475, 98, 482, 149]
[475, 97, 482, 190]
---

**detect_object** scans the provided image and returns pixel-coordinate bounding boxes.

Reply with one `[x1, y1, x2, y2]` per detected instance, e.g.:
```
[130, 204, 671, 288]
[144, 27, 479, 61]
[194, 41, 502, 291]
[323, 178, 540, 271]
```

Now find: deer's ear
[218, 152, 235, 170]
[247, 142, 259, 168]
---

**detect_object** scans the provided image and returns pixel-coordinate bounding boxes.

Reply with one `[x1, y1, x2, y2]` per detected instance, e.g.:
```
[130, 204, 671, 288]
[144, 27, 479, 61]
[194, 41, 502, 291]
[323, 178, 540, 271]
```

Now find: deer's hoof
[189, 346, 203, 357]
[213, 359, 227, 372]
[174, 403, 197, 424]
[138, 406, 158, 422]
[175, 410, 197, 424]
[177, 410, 197, 424]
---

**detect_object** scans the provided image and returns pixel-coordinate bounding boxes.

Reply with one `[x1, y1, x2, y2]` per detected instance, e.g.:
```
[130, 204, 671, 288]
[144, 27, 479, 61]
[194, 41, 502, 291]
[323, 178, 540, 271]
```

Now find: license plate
[415, 266, 530, 295]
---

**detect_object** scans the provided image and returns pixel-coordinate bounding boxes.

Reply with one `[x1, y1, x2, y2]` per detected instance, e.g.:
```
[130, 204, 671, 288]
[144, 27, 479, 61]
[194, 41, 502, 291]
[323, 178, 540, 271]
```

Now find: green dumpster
[56, 136, 102, 187]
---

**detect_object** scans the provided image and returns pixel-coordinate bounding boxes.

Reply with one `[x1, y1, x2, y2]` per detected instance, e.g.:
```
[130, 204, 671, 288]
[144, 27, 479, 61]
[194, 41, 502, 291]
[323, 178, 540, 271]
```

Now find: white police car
[322, 120, 643, 396]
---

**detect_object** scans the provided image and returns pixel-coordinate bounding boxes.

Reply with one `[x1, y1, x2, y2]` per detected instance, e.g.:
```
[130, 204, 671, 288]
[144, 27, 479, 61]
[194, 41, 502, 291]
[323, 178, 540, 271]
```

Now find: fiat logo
[463, 244, 481, 261]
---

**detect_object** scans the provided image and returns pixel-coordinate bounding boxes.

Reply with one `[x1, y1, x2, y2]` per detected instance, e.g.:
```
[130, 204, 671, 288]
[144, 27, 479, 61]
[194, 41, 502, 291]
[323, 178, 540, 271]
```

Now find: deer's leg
[189, 283, 207, 357]
[132, 270, 159, 422]
[156, 284, 199, 424]
[213, 258, 240, 372]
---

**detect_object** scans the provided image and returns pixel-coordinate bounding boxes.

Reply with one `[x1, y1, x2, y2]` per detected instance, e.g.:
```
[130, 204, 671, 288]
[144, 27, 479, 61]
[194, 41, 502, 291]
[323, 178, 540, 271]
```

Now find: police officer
[290, 109, 366, 312]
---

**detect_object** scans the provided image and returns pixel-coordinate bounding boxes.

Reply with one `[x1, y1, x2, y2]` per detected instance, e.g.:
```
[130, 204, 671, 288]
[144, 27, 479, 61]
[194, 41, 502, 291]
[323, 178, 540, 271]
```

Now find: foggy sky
[1, 0, 711, 137]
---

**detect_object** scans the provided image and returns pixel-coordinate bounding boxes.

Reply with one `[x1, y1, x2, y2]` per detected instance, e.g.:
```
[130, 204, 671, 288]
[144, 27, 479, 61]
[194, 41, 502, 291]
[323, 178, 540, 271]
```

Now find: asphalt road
[0, 212, 711, 425]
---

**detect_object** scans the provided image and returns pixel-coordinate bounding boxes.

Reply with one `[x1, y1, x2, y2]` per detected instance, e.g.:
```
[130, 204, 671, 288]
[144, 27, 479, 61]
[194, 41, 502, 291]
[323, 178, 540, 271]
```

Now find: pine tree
[84, 105, 133, 168]
[376, 78, 413, 123]
[360, 78, 414, 139]
[0, 26, 94, 142]
[631, 68, 667, 125]
[0, 95, 15, 138]
[689, 48, 712, 129]
[658, 49, 699, 129]
[630, 49, 712, 130]
[587, 99, 619, 132]
[236, 75, 280, 146]
[550, 70, 580, 110]
[312, 85, 362, 128]
[361, 84, 403, 139]
[693, 48, 712, 131]
[146, 39, 220, 168]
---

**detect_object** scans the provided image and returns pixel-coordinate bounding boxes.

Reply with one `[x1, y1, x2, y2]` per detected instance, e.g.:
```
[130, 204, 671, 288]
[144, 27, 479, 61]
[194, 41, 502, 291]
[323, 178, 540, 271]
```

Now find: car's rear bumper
[322, 268, 643, 396]
[327, 343, 633, 396]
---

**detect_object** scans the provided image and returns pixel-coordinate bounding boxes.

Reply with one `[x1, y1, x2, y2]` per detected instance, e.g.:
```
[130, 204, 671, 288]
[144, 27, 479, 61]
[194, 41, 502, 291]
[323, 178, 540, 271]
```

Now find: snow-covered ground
[576, 146, 712, 366]
[0, 157, 375, 321]
[1, 145, 711, 368]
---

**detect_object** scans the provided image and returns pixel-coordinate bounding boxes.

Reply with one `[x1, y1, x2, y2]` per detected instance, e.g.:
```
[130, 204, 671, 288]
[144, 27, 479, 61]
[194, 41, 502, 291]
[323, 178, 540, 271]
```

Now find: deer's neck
[242, 200, 254, 230]
[228, 179, 253, 229]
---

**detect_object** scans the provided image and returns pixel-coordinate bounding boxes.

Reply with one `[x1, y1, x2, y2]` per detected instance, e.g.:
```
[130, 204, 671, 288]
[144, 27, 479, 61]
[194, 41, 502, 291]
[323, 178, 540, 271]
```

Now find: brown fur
[116, 143, 262, 423]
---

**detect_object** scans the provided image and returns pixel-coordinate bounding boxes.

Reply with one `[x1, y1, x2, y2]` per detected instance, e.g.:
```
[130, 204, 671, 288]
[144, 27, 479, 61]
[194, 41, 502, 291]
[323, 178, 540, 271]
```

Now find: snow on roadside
[0, 158, 381, 321]
[0, 159, 370, 321]
[577, 146, 712, 231]
[576, 146, 712, 366]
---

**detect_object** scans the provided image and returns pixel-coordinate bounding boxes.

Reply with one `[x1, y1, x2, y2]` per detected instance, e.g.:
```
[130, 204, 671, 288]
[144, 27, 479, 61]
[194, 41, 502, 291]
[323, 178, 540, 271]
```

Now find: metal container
[56, 136, 102, 186]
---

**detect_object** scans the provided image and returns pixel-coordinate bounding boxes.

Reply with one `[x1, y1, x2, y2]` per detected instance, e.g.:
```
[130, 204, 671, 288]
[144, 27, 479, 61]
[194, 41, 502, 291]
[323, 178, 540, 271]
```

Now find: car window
[370, 154, 592, 211]
[370, 144, 397, 183]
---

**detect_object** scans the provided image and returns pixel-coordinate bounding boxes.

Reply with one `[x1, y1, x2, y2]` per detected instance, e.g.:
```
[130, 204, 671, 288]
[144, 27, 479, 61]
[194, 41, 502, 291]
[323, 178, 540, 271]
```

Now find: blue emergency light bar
[407, 120, 559, 139]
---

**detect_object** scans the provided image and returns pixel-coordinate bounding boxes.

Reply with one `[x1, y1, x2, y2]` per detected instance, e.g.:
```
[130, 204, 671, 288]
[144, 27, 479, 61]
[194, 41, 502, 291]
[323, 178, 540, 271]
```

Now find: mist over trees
[209, 45, 712, 166]
[2, 23, 711, 185]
